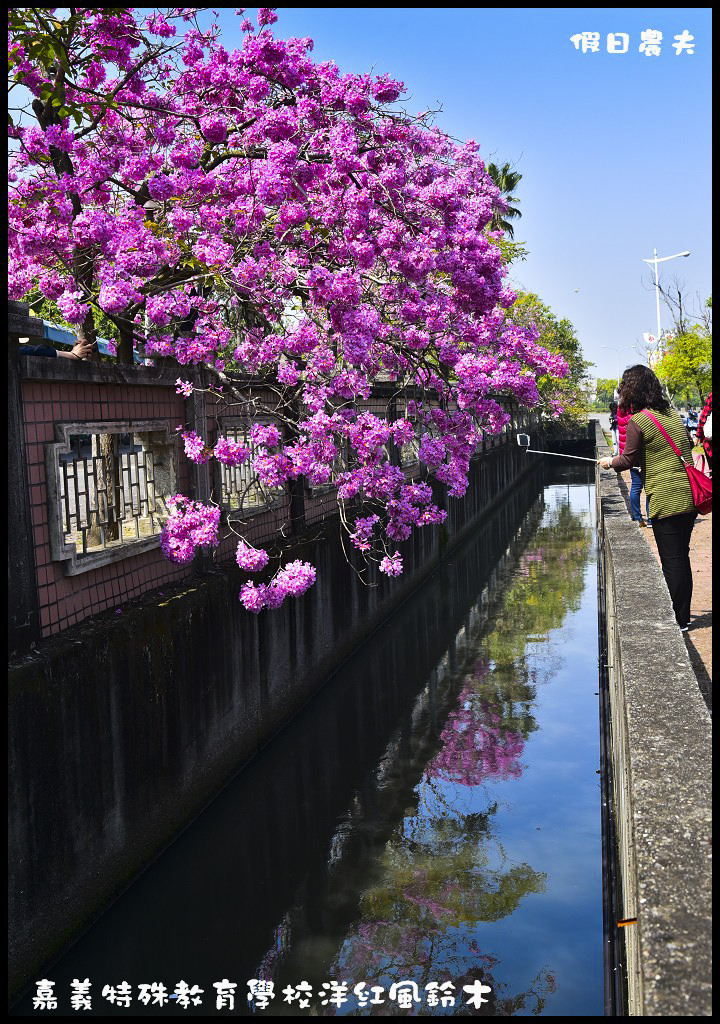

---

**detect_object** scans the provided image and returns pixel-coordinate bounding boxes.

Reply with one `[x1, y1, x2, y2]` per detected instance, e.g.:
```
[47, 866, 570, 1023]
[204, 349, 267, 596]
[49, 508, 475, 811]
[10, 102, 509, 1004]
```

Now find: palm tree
[487, 162, 522, 238]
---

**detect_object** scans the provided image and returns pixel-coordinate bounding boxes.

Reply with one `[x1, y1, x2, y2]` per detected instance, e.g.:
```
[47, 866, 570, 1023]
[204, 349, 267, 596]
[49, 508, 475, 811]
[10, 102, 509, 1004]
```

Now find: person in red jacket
[617, 403, 650, 525]
[695, 392, 712, 473]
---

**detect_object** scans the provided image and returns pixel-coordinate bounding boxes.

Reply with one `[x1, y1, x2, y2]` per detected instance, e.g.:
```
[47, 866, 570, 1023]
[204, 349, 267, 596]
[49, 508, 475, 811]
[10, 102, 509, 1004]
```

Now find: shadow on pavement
[684, 633, 712, 716]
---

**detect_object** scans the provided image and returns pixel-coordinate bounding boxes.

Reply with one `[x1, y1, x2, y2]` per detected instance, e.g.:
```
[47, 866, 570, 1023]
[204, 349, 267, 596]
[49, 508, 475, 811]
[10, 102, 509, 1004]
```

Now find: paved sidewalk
[617, 470, 712, 712]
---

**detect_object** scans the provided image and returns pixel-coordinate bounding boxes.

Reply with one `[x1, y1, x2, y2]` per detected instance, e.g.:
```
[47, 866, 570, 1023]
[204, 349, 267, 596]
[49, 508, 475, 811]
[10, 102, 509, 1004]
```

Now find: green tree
[655, 324, 712, 406]
[594, 378, 617, 409]
[505, 292, 593, 426]
[491, 233, 528, 267]
[487, 161, 522, 238]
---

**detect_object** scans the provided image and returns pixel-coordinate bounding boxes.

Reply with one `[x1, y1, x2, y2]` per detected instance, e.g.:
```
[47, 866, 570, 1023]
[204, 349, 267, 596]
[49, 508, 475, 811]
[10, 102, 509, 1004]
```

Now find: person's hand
[598, 457, 614, 470]
[70, 339, 93, 360]
[57, 340, 94, 359]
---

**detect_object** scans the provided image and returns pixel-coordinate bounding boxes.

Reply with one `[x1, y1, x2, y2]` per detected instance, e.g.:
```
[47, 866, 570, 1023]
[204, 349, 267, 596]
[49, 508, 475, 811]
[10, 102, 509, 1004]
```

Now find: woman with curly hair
[599, 365, 696, 632]
[696, 392, 712, 473]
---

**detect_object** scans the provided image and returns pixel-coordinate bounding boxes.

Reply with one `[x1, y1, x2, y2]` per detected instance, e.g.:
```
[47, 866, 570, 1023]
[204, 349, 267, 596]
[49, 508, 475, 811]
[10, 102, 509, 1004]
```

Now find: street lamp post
[601, 345, 634, 385]
[641, 248, 691, 357]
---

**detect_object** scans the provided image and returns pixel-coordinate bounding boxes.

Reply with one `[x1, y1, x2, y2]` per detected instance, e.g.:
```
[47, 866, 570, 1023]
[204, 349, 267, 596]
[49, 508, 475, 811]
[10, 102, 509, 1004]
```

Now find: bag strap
[640, 410, 688, 464]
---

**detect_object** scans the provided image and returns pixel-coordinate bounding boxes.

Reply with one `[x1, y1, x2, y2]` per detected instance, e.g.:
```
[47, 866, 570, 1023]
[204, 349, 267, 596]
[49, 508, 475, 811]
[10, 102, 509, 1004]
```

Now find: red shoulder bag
[642, 410, 712, 515]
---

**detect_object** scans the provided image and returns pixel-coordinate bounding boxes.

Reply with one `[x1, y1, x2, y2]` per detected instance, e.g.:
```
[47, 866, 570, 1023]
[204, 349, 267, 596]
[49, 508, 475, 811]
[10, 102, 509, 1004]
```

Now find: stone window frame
[44, 420, 179, 575]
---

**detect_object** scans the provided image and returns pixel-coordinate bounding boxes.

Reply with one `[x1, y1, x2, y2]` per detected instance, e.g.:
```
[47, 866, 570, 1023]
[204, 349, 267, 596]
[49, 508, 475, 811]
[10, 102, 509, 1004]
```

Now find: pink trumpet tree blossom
[9, 8, 567, 608]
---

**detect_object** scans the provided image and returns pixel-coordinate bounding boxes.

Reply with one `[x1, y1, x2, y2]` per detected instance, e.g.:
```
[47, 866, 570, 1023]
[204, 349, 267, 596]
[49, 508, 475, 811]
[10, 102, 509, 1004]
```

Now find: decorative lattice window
[45, 421, 178, 574]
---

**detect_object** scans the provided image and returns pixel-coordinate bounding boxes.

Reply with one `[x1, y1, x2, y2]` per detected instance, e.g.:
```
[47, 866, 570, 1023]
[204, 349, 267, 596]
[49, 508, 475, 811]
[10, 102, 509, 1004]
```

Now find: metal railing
[59, 434, 163, 554]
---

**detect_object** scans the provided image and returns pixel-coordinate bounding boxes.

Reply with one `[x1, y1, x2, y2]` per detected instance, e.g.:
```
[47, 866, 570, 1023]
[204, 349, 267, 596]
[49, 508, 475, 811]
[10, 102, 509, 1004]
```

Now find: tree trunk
[38, 74, 127, 548]
[117, 320, 134, 365]
[101, 434, 122, 542]
[387, 395, 401, 467]
[77, 305, 122, 542]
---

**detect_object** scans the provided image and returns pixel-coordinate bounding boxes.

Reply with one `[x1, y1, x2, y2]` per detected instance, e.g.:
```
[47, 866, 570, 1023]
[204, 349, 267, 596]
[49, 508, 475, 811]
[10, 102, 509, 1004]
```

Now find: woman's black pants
[650, 511, 697, 628]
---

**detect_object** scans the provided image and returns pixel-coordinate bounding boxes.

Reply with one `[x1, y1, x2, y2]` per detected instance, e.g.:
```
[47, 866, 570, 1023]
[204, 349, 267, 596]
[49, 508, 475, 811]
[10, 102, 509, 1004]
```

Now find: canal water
[13, 463, 602, 1017]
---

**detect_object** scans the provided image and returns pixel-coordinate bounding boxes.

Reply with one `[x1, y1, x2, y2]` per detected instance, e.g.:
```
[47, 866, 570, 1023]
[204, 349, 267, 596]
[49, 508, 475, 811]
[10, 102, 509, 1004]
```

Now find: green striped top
[631, 408, 695, 520]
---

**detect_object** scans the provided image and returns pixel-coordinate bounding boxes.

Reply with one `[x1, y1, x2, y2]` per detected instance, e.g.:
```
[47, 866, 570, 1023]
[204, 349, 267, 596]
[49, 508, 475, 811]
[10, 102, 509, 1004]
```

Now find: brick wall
[20, 365, 193, 636]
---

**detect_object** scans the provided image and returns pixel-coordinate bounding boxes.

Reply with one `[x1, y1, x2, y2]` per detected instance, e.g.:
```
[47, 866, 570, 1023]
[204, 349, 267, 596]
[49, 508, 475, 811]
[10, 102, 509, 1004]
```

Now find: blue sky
[216, 8, 712, 381]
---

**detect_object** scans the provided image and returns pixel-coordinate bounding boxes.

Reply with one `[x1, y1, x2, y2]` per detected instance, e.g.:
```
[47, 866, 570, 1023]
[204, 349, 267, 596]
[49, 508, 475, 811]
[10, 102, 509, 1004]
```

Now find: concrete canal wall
[595, 422, 712, 1016]
[8, 424, 541, 1002]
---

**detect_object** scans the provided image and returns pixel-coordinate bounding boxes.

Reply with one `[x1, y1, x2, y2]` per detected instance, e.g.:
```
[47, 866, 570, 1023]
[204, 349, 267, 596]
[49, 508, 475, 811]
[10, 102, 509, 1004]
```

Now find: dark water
[12, 463, 602, 1017]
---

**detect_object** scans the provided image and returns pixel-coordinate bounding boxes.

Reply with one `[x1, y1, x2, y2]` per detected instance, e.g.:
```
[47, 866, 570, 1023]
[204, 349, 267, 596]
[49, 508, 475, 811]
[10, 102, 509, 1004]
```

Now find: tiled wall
[22, 375, 192, 637]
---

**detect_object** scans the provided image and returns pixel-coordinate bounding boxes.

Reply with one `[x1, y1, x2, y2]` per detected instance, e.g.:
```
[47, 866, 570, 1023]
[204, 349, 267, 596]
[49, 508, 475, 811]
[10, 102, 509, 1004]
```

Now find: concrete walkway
[597, 422, 711, 1016]
[616, 470, 712, 713]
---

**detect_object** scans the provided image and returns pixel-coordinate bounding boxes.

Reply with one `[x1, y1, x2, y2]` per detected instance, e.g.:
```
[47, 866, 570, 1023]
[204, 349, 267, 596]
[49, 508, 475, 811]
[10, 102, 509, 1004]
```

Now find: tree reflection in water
[427, 662, 526, 788]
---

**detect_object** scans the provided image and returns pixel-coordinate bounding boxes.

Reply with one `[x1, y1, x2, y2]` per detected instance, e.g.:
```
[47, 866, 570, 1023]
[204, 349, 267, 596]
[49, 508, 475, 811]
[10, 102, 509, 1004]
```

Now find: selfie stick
[516, 434, 598, 464]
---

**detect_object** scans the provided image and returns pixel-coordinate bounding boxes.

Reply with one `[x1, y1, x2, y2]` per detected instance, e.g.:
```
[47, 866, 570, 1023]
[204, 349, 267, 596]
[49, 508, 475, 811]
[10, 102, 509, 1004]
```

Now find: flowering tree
[9, 8, 568, 610]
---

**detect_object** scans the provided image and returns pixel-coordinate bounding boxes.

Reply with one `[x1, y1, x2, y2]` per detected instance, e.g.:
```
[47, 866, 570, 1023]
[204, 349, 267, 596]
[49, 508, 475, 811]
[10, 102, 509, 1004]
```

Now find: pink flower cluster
[56, 290, 90, 325]
[235, 541, 269, 571]
[160, 496, 221, 563]
[250, 424, 282, 447]
[180, 430, 211, 463]
[379, 552, 403, 577]
[214, 436, 251, 466]
[349, 514, 379, 553]
[97, 277, 143, 314]
[239, 560, 316, 613]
